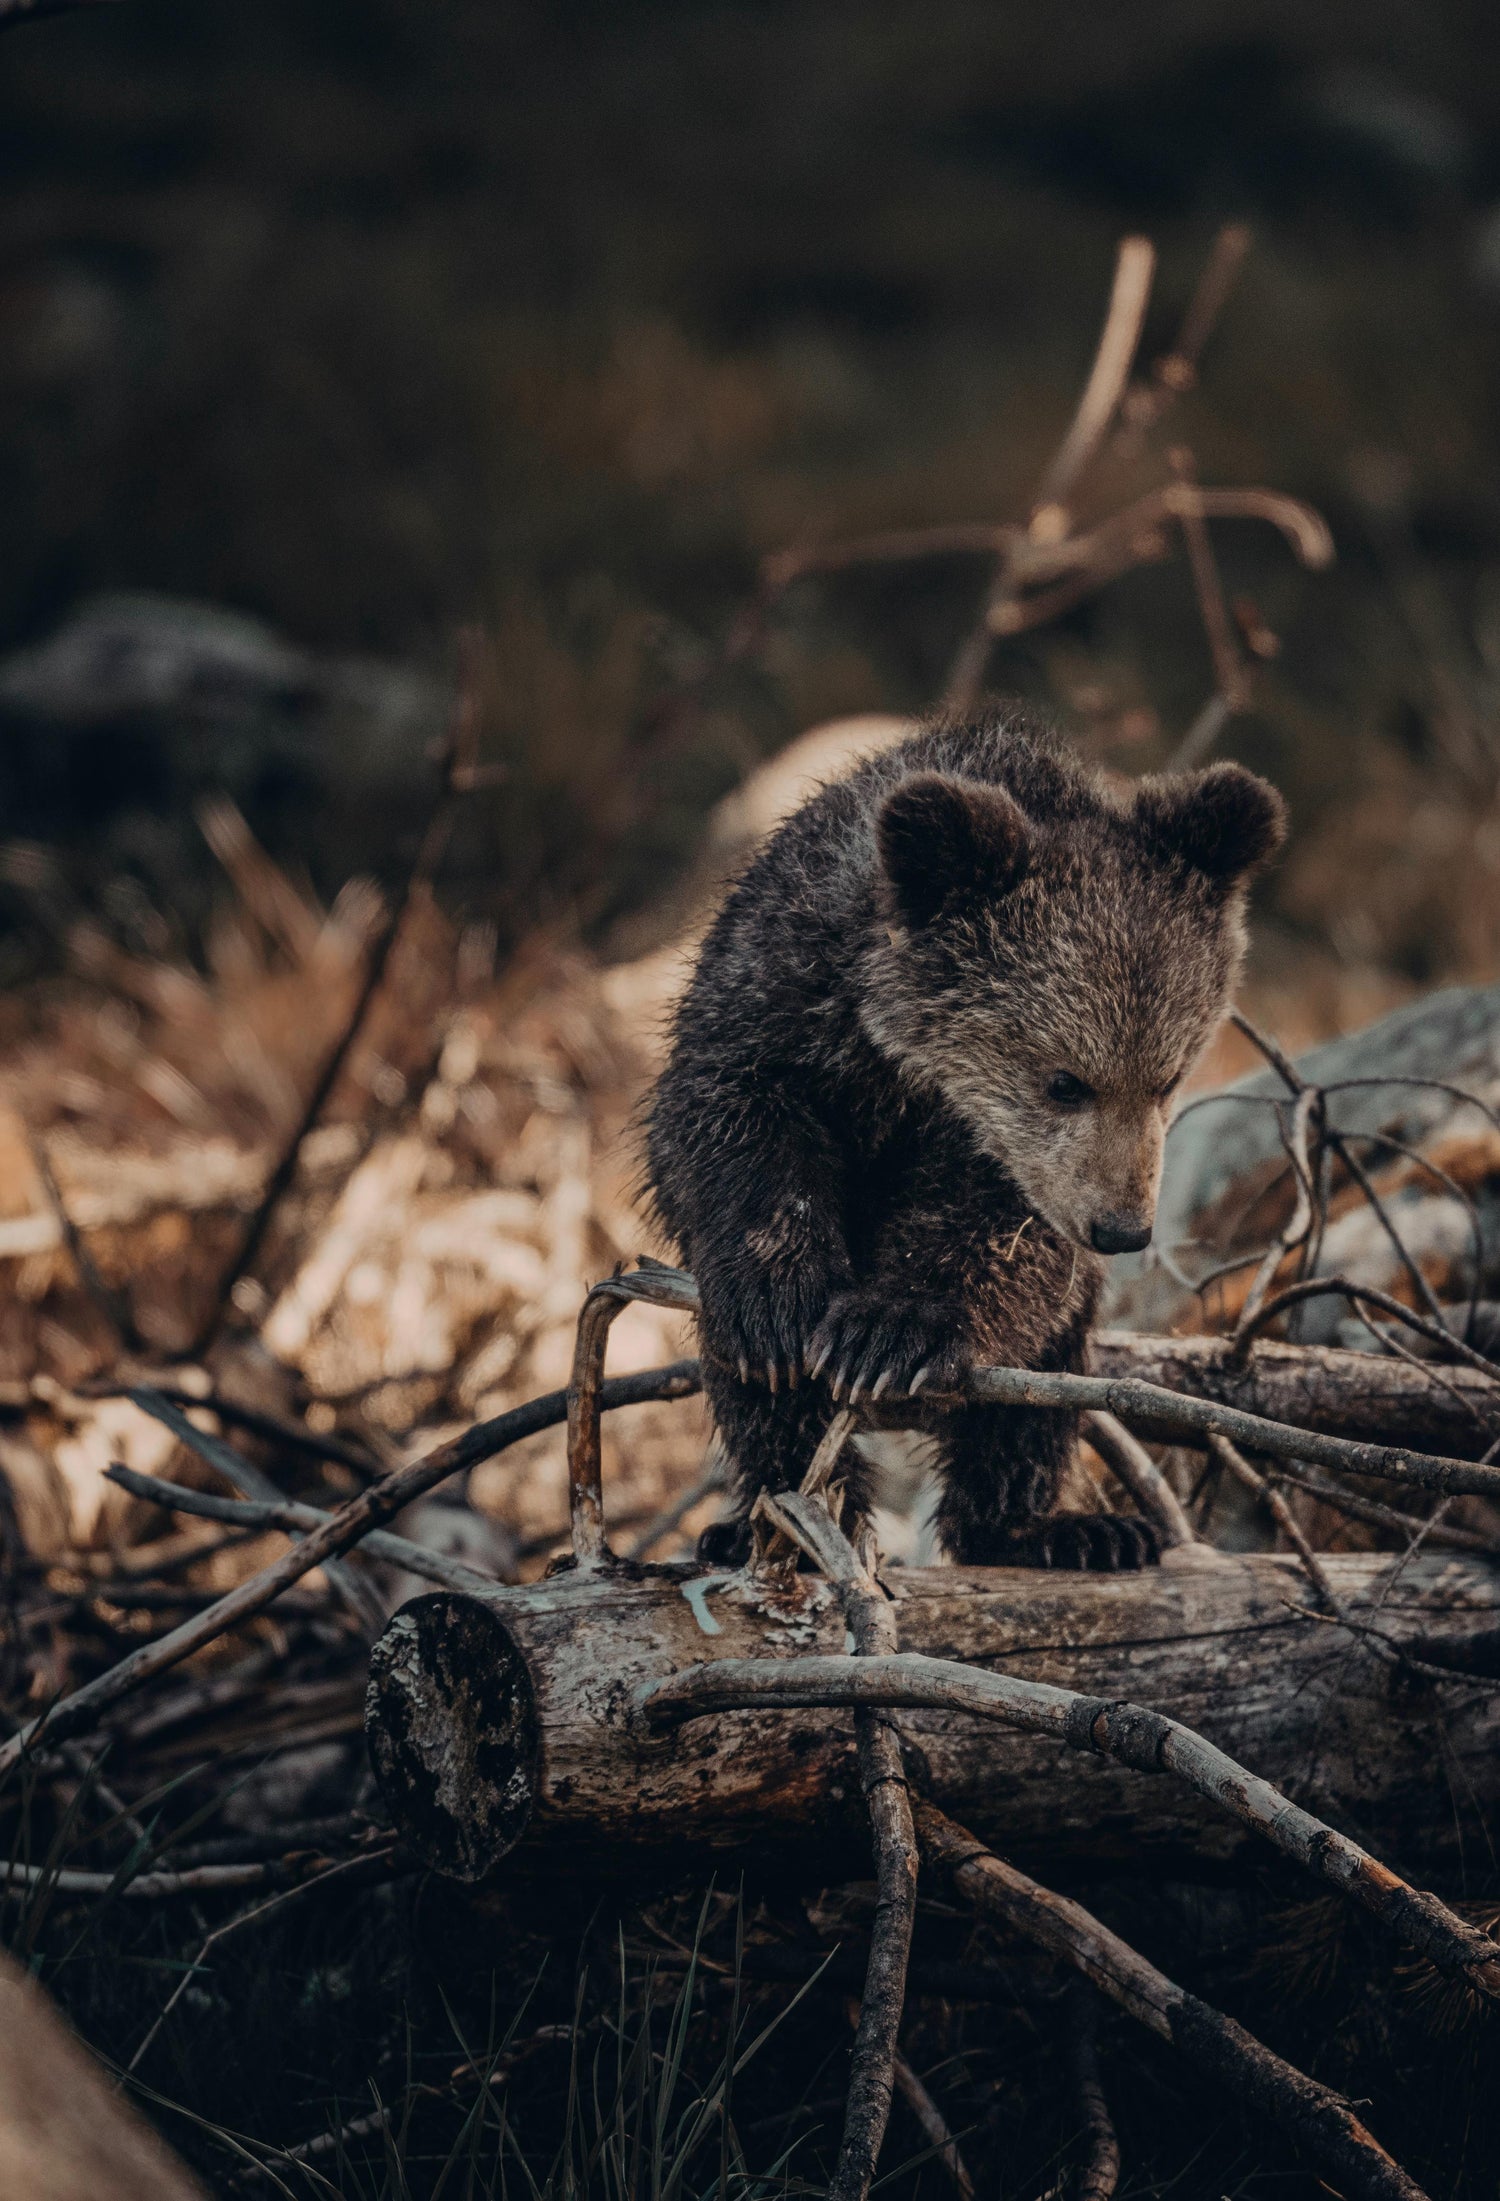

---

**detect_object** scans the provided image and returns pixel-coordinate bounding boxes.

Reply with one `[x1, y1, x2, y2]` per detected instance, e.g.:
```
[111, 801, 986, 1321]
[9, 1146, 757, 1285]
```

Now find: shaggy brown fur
[646, 710, 1285, 1567]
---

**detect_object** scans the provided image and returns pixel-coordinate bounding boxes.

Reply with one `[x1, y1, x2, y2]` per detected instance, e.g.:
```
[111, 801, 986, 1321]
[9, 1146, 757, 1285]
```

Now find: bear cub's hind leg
[933, 1401, 1160, 1571]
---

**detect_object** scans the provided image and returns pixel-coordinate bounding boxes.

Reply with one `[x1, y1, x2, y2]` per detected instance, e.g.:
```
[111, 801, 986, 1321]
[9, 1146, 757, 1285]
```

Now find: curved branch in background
[1080, 1410, 1196, 1547]
[1031, 236, 1156, 516]
[1236, 1273, 1500, 1382]
[1168, 484, 1335, 568]
[1230, 1085, 1319, 1349]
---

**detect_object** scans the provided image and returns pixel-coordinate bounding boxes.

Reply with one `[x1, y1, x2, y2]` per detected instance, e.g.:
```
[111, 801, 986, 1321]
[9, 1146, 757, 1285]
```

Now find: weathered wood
[1092, 1329, 1500, 1460]
[365, 1549, 1500, 1884]
[969, 1363, 1500, 1497]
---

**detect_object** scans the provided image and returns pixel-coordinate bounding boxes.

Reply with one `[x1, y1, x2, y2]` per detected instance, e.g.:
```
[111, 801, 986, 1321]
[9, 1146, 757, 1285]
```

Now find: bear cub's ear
[877, 772, 1032, 928]
[1133, 762, 1287, 886]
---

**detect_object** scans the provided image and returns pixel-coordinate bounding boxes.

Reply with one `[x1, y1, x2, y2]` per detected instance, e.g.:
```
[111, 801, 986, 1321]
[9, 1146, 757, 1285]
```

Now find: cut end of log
[366, 1592, 540, 1881]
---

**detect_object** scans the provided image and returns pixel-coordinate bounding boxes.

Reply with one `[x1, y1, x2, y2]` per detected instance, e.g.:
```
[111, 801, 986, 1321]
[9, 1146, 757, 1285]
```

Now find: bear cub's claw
[698, 1257, 846, 1393]
[805, 1291, 970, 1402]
[993, 1513, 1160, 1571]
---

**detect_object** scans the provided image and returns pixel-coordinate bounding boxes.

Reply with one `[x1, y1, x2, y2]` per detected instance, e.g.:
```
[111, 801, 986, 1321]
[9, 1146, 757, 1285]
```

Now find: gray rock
[1107, 983, 1500, 1333]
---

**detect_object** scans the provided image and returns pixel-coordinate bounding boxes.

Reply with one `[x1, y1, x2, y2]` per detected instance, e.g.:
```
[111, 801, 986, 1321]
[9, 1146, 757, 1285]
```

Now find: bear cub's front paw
[806, 1291, 970, 1402]
[697, 1257, 847, 1393]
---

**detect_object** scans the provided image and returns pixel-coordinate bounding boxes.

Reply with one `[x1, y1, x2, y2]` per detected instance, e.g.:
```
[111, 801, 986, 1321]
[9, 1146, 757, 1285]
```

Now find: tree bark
[1092, 1329, 1500, 1459]
[365, 1549, 1500, 1883]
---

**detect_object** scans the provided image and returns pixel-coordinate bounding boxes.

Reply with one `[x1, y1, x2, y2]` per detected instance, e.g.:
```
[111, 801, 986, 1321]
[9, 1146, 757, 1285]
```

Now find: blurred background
[4, 0, 1500, 1004]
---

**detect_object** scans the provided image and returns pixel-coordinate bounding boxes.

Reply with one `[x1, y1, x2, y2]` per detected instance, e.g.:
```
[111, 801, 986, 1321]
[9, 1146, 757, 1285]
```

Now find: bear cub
[645, 712, 1286, 1569]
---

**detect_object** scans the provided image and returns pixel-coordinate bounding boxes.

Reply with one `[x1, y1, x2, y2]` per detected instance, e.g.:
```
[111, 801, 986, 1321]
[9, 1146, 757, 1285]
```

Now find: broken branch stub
[566, 1264, 701, 1567]
[366, 1594, 541, 1883]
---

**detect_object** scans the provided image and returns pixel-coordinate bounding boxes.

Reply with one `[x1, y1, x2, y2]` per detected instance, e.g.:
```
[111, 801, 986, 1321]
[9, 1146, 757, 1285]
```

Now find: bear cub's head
[866, 757, 1287, 1257]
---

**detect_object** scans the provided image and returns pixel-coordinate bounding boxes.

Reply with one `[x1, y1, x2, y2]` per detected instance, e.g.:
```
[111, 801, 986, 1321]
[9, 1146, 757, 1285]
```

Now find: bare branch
[917, 1801, 1428, 2201]
[968, 1358, 1500, 1499]
[842, 2001, 975, 2201]
[760, 1485, 918, 2201]
[1066, 1979, 1121, 2201]
[104, 1462, 511, 1595]
[641, 1649, 1500, 1998]
[1032, 236, 1156, 515]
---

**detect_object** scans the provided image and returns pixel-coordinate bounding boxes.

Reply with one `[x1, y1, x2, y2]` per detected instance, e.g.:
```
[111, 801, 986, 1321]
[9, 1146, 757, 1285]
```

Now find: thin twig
[1326, 1129, 1448, 1327]
[968, 1358, 1500, 1498]
[1206, 1432, 1342, 1610]
[128, 1388, 382, 1627]
[1090, 1326, 1500, 1457]
[1143, 224, 1253, 410]
[1167, 692, 1232, 771]
[25, 1126, 144, 1353]
[129, 1848, 398, 2072]
[649, 1940, 1037, 2005]
[944, 235, 1156, 710]
[1270, 1456, 1499, 1554]
[81, 1380, 380, 1479]
[844, 2000, 974, 2201]
[191, 631, 486, 1357]
[104, 1463, 513, 1596]
[1033, 236, 1157, 513]
[1231, 1085, 1319, 1349]
[1338, 1126, 1485, 1347]
[1236, 1273, 1500, 1381]
[623, 1449, 727, 1560]
[1171, 448, 1248, 709]
[1228, 1012, 1474, 1342]
[917, 1802, 1428, 2201]
[0, 1858, 273, 1898]
[1066, 1978, 1121, 2201]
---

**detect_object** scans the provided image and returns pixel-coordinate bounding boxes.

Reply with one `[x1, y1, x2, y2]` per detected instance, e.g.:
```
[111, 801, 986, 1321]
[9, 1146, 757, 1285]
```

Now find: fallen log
[1093, 1329, 1500, 1459]
[365, 1548, 1500, 1884]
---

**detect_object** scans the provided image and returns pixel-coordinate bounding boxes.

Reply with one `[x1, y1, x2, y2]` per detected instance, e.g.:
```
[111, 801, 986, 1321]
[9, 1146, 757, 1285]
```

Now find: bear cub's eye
[1047, 1070, 1094, 1109]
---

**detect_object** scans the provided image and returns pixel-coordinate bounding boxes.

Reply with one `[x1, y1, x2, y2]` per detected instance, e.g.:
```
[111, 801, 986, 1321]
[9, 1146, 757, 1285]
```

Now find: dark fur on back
[645, 709, 1284, 1567]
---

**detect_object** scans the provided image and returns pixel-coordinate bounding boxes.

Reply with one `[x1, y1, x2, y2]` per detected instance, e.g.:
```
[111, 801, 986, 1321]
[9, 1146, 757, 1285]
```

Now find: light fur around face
[863, 781, 1263, 1253]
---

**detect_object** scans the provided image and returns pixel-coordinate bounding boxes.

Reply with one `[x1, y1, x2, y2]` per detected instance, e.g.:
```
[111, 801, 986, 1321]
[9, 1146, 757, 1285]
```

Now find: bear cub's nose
[1090, 1214, 1153, 1255]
